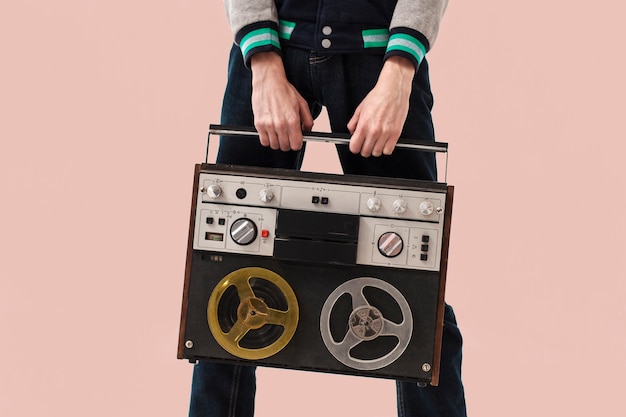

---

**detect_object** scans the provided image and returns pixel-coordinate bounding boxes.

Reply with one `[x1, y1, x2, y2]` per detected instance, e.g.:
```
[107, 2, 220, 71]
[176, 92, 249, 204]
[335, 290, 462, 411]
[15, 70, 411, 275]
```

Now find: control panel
[193, 173, 447, 271]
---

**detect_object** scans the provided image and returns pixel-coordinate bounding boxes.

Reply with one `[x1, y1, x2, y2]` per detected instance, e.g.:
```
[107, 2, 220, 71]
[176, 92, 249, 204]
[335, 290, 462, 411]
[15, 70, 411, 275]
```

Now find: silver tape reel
[319, 277, 413, 370]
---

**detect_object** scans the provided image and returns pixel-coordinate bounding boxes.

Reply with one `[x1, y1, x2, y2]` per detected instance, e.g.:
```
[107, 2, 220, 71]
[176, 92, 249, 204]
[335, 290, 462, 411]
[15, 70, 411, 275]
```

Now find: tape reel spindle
[320, 277, 413, 370]
[208, 267, 299, 360]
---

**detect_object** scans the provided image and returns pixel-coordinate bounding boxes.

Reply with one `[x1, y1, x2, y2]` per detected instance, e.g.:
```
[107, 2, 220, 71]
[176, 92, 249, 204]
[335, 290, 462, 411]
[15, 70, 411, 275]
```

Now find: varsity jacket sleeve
[387, 0, 449, 68]
[224, 0, 281, 67]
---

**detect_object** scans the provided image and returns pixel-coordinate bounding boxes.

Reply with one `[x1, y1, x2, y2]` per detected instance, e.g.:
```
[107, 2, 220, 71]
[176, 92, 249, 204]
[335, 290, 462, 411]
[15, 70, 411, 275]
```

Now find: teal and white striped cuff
[386, 33, 426, 65]
[278, 20, 295, 40]
[239, 27, 281, 59]
[363, 29, 390, 49]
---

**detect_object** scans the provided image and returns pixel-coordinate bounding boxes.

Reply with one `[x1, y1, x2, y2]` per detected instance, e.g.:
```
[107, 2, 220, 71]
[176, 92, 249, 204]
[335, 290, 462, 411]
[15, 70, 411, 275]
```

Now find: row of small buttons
[312, 196, 329, 204]
[206, 217, 226, 226]
[420, 235, 430, 261]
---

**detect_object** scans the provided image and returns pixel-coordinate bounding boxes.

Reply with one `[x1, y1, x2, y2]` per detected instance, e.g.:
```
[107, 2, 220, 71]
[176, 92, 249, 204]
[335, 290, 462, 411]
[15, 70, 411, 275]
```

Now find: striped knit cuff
[384, 28, 430, 69]
[236, 22, 282, 67]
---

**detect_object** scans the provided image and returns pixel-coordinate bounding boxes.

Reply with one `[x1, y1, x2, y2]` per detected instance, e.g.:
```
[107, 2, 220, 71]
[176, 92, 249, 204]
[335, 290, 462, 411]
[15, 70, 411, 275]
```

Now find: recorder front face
[179, 164, 452, 384]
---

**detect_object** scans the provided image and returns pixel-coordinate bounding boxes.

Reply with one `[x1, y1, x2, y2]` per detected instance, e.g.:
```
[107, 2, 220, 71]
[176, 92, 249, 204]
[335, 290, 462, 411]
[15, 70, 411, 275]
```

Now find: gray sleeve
[390, 0, 449, 47]
[224, 0, 278, 40]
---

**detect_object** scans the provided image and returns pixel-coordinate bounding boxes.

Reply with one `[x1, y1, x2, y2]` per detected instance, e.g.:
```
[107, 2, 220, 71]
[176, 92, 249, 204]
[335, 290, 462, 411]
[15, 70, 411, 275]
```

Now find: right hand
[250, 52, 314, 151]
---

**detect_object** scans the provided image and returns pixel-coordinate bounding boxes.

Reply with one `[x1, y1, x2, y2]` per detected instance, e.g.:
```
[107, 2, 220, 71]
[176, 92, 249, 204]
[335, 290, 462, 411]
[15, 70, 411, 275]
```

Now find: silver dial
[419, 201, 434, 216]
[366, 197, 381, 212]
[259, 189, 274, 203]
[230, 218, 257, 245]
[205, 184, 222, 199]
[392, 199, 407, 214]
[377, 231, 404, 258]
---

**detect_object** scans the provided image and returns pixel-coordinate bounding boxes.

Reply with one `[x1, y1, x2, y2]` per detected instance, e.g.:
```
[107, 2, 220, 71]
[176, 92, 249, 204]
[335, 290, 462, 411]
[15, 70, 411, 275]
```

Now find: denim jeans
[189, 44, 467, 417]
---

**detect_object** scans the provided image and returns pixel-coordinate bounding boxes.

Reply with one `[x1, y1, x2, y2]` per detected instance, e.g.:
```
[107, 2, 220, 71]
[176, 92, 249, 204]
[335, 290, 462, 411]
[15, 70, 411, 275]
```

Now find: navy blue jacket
[225, 0, 448, 69]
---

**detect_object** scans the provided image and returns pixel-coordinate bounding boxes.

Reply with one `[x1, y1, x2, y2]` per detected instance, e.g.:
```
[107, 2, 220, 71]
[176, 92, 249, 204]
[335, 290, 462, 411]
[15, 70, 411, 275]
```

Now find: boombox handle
[207, 124, 449, 182]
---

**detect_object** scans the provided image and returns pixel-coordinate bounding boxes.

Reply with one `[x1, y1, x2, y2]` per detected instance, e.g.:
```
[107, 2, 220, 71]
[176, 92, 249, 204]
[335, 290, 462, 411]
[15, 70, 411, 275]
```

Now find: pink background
[1, 1, 625, 416]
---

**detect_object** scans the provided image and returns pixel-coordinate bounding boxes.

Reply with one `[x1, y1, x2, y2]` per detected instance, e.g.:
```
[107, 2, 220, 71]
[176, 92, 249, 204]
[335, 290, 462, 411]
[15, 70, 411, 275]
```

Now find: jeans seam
[227, 366, 242, 417]
[397, 382, 405, 417]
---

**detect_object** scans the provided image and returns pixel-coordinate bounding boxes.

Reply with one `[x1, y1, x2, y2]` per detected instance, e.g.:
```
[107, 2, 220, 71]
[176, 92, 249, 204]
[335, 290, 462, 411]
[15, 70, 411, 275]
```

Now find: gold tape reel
[208, 267, 299, 360]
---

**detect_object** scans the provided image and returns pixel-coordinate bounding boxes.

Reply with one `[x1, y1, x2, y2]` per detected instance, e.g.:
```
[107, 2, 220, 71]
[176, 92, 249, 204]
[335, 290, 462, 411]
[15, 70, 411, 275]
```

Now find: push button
[321, 39, 331, 48]
[322, 26, 332, 35]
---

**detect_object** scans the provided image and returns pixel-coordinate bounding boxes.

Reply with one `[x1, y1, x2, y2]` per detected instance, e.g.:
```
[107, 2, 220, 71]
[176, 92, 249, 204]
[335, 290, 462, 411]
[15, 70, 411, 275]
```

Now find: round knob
[377, 232, 404, 258]
[230, 218, 257, 245]
[392, 199, 407, 214]
[419, 201, 434, 216]
[235, 188, 247, 199]
[366, 197, 381, 212]
[205, 184, 222, 199]
[259, 189, 274, 203]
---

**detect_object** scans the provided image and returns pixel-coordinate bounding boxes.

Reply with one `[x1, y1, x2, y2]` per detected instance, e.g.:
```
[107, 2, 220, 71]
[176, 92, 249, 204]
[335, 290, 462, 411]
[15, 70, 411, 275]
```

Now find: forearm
[249, 51, 287, 90]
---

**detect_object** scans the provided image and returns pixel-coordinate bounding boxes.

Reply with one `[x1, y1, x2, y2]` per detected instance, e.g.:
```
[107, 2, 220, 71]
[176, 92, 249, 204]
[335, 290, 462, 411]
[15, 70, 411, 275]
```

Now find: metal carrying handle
[206, 124, 449, 181]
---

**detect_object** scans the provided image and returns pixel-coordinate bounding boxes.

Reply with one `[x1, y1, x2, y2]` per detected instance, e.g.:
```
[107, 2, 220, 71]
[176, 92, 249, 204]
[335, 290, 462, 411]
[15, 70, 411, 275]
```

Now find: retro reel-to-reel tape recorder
[178, 125, 454, 385]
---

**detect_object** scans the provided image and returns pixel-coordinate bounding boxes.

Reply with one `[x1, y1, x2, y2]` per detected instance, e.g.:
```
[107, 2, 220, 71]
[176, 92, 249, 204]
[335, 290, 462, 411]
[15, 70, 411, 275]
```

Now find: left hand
[347, 56, 416, 157]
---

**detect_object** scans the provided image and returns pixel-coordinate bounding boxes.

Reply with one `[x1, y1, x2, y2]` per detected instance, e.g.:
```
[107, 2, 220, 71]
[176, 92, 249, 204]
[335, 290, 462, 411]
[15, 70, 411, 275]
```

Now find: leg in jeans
[282, 47, 468, 417]
[189, 44, 326, 417]
[188, 46, 306, 417]
[189, 362, 256, 417]
[396, 305, 466, 417]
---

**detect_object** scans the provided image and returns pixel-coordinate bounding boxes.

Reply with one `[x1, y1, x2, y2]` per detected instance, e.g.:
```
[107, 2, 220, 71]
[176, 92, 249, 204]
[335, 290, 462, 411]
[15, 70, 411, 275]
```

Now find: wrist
[250, 51, 282, 68]
[384, 56, 416, 74]
[250, 52, 286, 84]
[380, 56, 415, 89]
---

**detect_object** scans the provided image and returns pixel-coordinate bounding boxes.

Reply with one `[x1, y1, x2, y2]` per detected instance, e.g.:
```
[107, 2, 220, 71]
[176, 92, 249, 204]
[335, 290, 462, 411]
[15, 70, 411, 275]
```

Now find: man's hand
[347, 56, 415, 157]
[250, 52, 314, 151]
